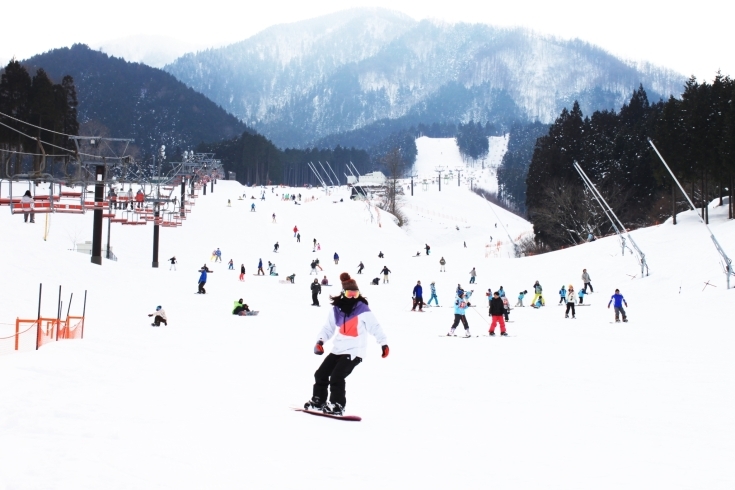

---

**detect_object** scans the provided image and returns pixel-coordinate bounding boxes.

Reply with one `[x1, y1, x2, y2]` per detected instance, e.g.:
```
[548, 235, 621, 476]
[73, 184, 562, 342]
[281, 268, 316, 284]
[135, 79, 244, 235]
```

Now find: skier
[578, 287, 586, 304]
[439, 257, 446, 272]
[272, 213, 277, 223]
[297, 233, 301, 243]
[378, 251, 384, 258]
[197, 267, 211, 294]
[485, 288, 493, 307]
[148, 305, 168, 327]
[311, 279, 322, 306]
[447, 289, 474, 337]
[411, 281, 424, 312]
[531, 281, 544, 306]
[427, 281, 439, 306]
[497, 286, 505, 298]
[565, 285, 577, 319]
[304, 273, 389, 416]
[315, 258, 323, 271]
[251, 203, 255, 212]
[357, 261, 364, 274]
[469, 267, 477, 284]
[233, 299, 250, 315]
[380, 266, 391, 284]
[169, 256, 177, 271]
[228, 259, 234, 270]
[488, 292, 507, 336]
[425, 244, 431, 255]
[515, 290, 527, 307]
[502, 295, 510, 321]
[274, 242, 280, 253]
[310, 260, 318, 275]
[257, 258, 264, 275]
[293, 225, 299, 237]
[317, 243, 321, 251]
[313, 238, 317, 252]
[558, 285, 567, 305]
[607, 289, 628, 322]
[582, 269, 593, 293]
[214, 248, 222, 263]
[334, 252, 339, 265]
[20, 190, 35, 223]
[240, 264, 246, 281]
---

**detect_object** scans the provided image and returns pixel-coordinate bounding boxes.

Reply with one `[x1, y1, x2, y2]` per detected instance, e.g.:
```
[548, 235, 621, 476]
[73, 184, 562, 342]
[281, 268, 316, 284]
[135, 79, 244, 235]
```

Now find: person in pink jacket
[304, 273, 389, 416]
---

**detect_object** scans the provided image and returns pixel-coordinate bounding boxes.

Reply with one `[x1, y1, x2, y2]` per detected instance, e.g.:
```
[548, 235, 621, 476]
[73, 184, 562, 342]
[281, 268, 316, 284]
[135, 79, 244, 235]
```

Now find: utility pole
[409, 173, 417, 196]
[434, 167, 445, 192]
[91, 162, 105, 265]
[457, 168, 462, 186]
[152, 145, 165, 268]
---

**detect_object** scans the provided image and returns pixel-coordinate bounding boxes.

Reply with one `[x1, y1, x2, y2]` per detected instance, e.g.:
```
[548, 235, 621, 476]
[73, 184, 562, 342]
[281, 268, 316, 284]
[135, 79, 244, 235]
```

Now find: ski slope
[0, 180, 733, 489]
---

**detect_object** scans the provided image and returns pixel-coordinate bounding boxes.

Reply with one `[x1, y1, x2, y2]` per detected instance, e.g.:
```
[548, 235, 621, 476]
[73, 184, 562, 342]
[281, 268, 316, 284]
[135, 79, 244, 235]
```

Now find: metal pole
[211, 179, 214, 193]
[56, 285, 61, 341]
[649, 139, 732, 288]
[325, 161, 340, 186]
[91, 165, 105, 265]
[106, 214, 112, 260]
[318, 162, 335, 187]
[66, 293, 74, 319]
[36, 283, 42, 350]
[81, 290, 87, 339]
[411, 175, 414, 196]
[152, 202, 160, 268]
[180, 178, 186, 217]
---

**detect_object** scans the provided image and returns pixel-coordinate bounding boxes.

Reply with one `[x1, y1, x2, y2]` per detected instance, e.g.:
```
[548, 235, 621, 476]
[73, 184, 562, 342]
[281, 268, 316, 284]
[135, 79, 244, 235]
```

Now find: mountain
[21, 44, 249, 158]
[165, 8, 685, 148]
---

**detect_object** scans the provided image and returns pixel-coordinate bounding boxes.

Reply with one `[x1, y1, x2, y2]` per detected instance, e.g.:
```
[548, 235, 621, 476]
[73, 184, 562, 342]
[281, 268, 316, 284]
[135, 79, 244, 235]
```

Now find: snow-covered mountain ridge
[164, 8, 685, 148]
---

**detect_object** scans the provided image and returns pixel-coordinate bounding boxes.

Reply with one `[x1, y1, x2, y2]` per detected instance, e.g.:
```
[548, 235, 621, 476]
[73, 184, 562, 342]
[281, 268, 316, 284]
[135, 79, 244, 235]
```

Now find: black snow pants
[198, 281, 206, 294]
[565, 302, 576, 317]
[451, 313, 469, 330]
[312, 292, 319, 306]
[313, 353, 362, 407]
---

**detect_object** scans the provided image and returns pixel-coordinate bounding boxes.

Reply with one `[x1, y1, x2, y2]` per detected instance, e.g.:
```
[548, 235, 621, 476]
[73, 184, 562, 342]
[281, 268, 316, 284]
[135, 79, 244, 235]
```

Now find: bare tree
[379, 148, 408, 227]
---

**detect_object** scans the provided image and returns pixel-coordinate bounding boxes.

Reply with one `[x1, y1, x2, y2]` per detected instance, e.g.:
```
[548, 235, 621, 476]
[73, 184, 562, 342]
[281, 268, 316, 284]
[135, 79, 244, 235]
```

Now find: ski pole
[470, 306, 490, 326]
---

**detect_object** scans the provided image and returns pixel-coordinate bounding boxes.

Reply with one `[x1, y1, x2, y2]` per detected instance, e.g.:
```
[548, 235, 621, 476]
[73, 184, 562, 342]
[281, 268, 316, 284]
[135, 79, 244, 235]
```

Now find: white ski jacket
[316, 302, 387, 359]
[566, 291, 577, 303]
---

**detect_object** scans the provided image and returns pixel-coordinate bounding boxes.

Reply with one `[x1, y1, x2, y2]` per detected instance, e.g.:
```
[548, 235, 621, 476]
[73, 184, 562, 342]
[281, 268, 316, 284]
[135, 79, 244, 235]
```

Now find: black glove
[314, 340, 324, 355]
[381, 345, 390, 358]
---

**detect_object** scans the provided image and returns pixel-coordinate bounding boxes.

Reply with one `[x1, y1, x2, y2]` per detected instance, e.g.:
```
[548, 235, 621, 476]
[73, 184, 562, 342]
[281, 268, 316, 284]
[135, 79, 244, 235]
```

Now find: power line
[0, 110, 77, 138]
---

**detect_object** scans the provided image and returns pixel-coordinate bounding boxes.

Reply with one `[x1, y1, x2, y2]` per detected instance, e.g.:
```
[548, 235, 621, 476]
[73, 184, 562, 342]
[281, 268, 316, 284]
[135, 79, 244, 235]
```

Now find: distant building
[359, 171, 386, 185]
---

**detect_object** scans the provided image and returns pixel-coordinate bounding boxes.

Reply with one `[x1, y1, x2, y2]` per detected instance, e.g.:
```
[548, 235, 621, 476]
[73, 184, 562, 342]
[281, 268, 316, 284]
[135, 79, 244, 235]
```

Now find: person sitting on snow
[321, 276, 329, 286]
[148, 306, 167, 326]
[232, 299, 251, 315]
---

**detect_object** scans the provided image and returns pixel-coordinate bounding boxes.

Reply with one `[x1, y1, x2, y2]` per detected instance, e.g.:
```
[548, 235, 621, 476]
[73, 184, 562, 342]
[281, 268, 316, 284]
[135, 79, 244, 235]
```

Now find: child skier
[447, 289, 474, 337]
[304, 273, 389, 416]
[565, 285, 577, 319]
[502, 295, 510, 321]
[240, 264, 246, 281]
[578, 287, 586, 304]
[516, 290, 527, 307]
[439, 257, 446, 272]
[607, 289, 628, 322]
[228, 259, 234, 270]
[558, 285, 567, 305]
[427, 282, 439, 306]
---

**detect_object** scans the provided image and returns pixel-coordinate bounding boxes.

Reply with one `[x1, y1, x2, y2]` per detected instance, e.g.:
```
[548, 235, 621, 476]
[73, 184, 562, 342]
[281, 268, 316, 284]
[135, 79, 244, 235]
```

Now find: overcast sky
[1, 0, 731, 82]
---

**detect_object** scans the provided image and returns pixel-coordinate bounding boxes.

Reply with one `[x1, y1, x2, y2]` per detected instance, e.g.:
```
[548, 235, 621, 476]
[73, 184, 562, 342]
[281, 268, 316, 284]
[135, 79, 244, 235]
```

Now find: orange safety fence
[0, 316, 85, 356]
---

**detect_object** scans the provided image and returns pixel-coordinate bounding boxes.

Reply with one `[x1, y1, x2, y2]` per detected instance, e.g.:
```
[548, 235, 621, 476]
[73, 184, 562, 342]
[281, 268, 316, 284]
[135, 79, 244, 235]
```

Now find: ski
[292, 407, 361, 421]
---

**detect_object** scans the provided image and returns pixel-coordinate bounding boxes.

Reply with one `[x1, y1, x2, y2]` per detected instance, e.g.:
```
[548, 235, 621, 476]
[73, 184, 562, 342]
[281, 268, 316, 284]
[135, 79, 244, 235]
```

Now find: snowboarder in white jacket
[305, 273, 389, 416]
[565, 285, 577, 319]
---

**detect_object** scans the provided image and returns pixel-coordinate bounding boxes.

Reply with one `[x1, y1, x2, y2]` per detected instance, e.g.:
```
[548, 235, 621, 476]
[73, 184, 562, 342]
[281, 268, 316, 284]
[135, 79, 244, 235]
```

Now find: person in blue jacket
[447, 289, 473, 337]
[411, 280, 424, 311]
[578, 287, 586, 304]
[257, 258, 264, 275]
[558, 285, 567, 305]
[197, 265, 212, 294]
[427, 281, 439, 306]
[334, 252, 339, 265]
[607, 289, 628, 322]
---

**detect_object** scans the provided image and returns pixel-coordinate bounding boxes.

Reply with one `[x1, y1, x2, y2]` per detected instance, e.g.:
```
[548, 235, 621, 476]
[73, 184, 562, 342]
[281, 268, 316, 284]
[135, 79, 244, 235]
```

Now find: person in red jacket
[293, 225, 299, 237]
[488, 291, 508, 336]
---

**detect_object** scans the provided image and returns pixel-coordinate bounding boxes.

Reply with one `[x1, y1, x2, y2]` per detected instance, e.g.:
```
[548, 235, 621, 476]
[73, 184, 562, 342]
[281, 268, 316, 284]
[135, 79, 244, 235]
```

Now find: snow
[1, 177, 734, 489]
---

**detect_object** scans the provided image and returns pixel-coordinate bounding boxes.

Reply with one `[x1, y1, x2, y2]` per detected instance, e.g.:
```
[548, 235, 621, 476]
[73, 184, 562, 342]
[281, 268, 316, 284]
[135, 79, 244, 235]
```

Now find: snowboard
[279, 280, 295, 284]
[239, 311, 259, 316]
[292, 408, 361, 421]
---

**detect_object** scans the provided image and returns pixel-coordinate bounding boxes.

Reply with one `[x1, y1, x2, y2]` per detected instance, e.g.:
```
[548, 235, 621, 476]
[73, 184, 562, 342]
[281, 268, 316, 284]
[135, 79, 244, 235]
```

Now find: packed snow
[0, 174, 733, 489]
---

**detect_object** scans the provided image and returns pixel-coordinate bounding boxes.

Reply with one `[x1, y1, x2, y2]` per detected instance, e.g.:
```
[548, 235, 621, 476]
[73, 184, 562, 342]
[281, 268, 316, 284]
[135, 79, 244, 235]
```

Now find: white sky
[1, 0, 731, 82]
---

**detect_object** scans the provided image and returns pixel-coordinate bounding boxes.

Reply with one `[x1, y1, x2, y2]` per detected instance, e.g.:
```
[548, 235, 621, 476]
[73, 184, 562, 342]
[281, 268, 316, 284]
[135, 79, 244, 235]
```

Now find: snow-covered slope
[1, 180, 733, 489]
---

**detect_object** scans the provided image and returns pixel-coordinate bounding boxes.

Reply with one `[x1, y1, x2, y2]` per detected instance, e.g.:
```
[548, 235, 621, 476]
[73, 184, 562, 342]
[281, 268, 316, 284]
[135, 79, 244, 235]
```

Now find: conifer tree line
[524, 76, 735, 250]
[198, 132, 371, 186]
[0, 60, 79, 177]
[455, 121, 500, 162]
